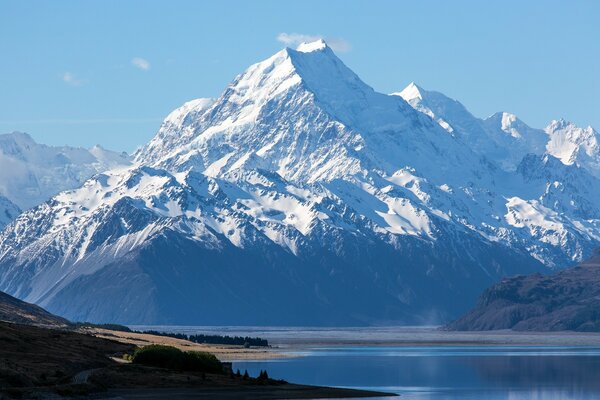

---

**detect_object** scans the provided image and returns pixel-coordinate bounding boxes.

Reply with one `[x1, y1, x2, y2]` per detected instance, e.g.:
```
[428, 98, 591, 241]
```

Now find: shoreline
[101, 386, 395, 399]
[84, 327, 292, 361]
[86, 325, 600, 368]
[119, 326, 600, 354]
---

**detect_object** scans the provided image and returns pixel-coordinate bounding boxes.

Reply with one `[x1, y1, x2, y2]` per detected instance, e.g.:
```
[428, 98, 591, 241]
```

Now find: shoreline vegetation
[0, 321, 395, 399]
[74, 322, 270, 347]
[81, 327, 285, 361]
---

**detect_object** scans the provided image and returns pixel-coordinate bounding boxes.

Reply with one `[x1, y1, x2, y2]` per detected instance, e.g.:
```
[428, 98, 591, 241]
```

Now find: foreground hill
[0, 289, 69, 327]
[0, 321, 390, 399]
[447, 249, 600, 331]
[1, 40, 599, 325]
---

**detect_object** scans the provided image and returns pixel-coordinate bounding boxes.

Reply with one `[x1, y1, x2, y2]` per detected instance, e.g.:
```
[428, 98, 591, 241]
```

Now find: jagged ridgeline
[1, 40, 599, 325]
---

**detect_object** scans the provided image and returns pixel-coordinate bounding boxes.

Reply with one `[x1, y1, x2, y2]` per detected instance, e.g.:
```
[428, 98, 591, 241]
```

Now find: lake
[132, 326, 600, 399]
[234, 346, 600, 399]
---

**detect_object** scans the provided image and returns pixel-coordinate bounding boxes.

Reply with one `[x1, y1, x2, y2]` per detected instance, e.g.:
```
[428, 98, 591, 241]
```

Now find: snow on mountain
[0, 132, 131, 210]
[394, 83, 548, 169]
[0, 41, 598, 325]
[545, 119, 600, 176]
[395, 83, 600, 179]
[0, 196, 20, 229]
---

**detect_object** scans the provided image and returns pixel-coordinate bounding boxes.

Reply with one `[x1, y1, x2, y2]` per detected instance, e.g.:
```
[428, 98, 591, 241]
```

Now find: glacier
[0, 40, 599, 325]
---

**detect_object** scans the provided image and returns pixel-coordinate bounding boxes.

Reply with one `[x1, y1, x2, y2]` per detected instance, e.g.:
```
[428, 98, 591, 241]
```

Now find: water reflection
[234, 346, 600, 399]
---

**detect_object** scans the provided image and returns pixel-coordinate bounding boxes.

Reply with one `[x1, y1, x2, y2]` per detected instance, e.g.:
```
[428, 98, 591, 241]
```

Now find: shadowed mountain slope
[447, 248, 600, 331]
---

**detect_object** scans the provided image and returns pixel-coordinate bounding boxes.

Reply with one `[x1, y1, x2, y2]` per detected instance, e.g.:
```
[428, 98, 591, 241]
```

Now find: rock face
[447, 248, 600, 331]
[0, 289, 69, 327]
[0, 41, 599, 325]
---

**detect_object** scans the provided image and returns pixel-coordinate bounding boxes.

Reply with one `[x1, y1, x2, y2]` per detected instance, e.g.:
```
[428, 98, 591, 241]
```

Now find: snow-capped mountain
[394, 83, 549, 170]
[394, 83, 600, 177]
[0, 132, 131, 210]
[0, 40, 598, 325]
[545, 119, 600, 176]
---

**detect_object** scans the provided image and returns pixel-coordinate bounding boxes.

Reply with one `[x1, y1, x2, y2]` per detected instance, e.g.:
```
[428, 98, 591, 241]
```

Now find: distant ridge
[447, 248, 600, 332]
[0, 131, 131, 211]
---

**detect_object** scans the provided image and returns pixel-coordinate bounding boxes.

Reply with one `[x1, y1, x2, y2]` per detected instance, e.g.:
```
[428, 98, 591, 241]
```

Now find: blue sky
[1, 0, 599, 152]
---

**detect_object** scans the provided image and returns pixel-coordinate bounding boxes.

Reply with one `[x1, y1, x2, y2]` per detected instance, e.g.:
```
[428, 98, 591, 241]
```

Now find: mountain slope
[0, 195, 20, 229]
[447, 248, 600, 331]
[0, 41, 598, 325]
[0, 131, 131, 210]
[394, 83, 548, 170]
[0, 289, 69, 327]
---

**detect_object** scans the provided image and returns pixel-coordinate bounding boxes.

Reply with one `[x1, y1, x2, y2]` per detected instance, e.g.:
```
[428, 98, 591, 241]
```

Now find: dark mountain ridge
[447, 248, 600, 331]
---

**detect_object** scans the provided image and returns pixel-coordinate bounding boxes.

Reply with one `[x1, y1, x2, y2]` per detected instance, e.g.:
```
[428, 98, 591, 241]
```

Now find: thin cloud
[276, 33, 351, 53]
[62, 72, 84, 86]
[131, 57, 151, 71]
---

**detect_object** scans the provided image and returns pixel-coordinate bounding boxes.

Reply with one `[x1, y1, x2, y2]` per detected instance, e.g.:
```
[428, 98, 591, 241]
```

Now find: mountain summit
[0, 43, 598, 325]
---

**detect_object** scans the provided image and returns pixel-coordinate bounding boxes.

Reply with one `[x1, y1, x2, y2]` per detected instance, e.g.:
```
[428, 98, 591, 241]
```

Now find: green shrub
[183, 351, 223, 373]
[131, 345, 223, 373]
[73, 322, 132, 332]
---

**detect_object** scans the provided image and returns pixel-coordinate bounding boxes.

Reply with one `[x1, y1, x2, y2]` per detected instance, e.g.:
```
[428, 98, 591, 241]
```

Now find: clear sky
[1, 0, 599, 152]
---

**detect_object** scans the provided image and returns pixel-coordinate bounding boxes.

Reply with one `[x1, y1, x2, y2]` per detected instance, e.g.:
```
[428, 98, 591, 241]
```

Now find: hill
[447, 248, 600, 331]
[0, 290, 69, 327]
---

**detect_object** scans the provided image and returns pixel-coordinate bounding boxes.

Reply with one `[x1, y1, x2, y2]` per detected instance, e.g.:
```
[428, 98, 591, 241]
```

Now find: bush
[131, 345, 223, 373]
[73, 322, 132, 332]
[136, 330, 269, 347]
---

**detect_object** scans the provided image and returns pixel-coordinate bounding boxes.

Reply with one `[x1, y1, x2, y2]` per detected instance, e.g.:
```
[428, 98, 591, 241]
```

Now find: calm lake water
[233, 346, 600, 399]
[132, 326, 600, 399]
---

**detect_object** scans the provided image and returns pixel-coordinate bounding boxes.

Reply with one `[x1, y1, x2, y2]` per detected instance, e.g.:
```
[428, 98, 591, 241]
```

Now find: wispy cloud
[131, 57, 151, 71]
[276, 33, 351, 53]
[62, 72, 84, 86]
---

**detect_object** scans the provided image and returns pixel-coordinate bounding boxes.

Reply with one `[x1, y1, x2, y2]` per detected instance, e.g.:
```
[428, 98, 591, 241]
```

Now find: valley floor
[84, 327, 288, 361]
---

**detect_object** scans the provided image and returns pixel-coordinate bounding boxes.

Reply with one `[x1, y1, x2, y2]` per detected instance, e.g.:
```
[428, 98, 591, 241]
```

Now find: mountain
[0, 41, 598, 325]
[446, 248, 600, 331]
[0, 195, 20, 229]
[394, 83, 600, 177]
[0, 131, 131, 210]
[0, 289, 69, 327]
[394, 84, 549, 170]
[545, 119, 600, 176]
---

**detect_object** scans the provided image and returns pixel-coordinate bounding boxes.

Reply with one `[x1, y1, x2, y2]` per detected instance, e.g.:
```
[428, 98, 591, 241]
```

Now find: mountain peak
[486, 111, 521, 131]
[547, 118, 574, 131]
[0, 131, 35, 145]
[296, 39, 328, 53]
[395, 82, 425, 102]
